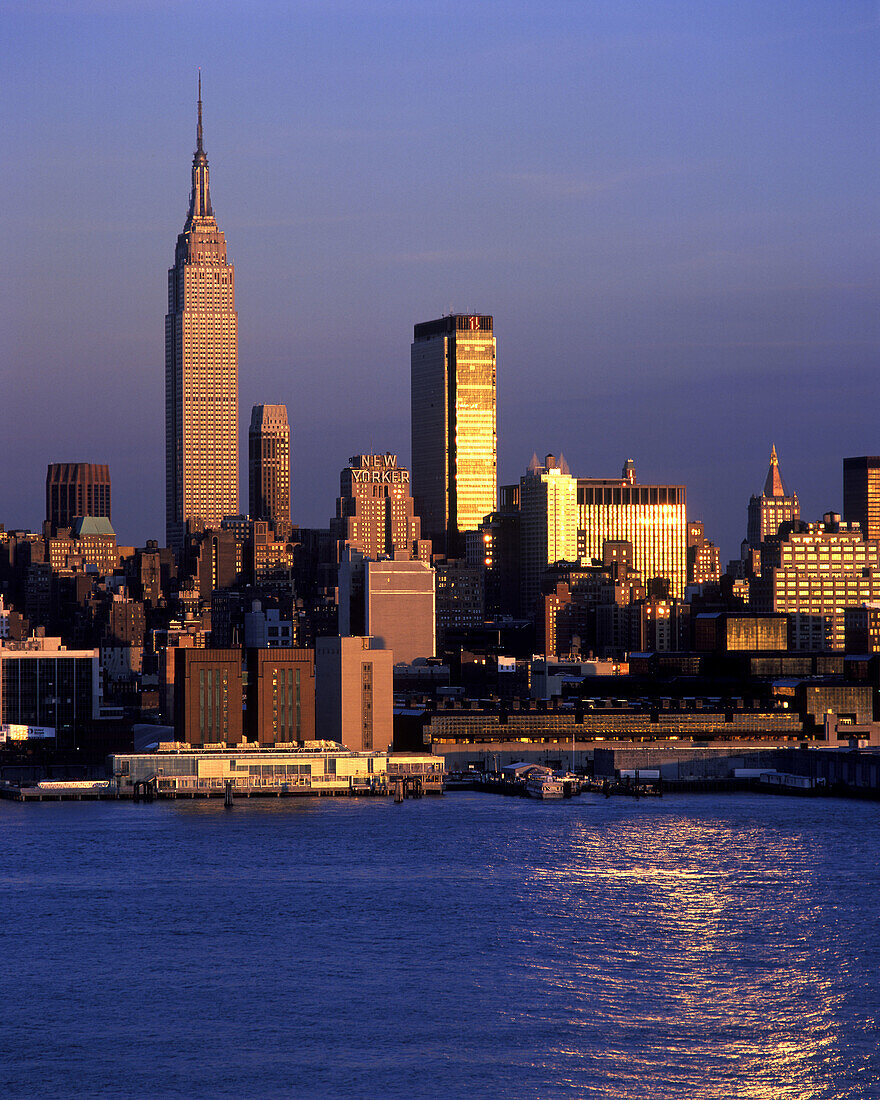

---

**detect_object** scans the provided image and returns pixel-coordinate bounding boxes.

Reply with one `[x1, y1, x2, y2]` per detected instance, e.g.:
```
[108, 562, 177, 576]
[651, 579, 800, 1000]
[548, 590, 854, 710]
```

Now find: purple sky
[3, 1, 879, 562]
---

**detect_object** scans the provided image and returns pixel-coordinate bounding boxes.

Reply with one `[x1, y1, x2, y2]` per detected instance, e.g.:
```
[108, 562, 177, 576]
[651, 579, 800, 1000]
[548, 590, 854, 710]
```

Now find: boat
[526, 775, 566, 799]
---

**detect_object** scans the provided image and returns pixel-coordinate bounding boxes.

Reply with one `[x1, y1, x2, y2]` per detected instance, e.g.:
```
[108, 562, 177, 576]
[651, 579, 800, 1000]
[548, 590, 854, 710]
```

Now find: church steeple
[186, 71, 213, 226]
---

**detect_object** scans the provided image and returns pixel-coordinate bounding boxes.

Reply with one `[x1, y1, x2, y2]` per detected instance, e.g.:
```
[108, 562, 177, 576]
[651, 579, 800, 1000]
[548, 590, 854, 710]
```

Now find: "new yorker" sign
[348, 453, 410, 485]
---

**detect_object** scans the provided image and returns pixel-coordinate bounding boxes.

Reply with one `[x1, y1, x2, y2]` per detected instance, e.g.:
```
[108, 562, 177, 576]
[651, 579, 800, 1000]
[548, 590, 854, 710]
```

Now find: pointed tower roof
[184, 70, 214, 227]
[763, 444, 787, 497]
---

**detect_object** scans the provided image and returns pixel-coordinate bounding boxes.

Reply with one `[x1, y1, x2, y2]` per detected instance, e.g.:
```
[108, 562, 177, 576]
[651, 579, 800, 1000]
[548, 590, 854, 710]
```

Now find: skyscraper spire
[197, 69, 203, 155]
[167, 78, 237, 549]
[186, 71, 213, 225]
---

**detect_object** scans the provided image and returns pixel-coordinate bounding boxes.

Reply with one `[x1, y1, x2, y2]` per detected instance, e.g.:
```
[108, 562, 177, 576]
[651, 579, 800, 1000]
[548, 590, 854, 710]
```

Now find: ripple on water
[0, 794, 878, 1100]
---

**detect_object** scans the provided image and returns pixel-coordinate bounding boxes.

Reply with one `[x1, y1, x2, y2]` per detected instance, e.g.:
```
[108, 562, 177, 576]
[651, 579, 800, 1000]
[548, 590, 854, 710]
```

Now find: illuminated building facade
[331, 453, 429, 563]
[411, 314, 496, 555]
[749, 513, 880, 651]
[45, 463, 111, 531]
[519, 453, 578, 616]
[244, 648, 316, 745]
[248, 405, 291, 536]
[843, 456, 880, 543]
[747, 446, 799, 549]
[315, 636, 394, 752]
[166, 79, 239, 549]
[173, 648, 243, 746]
[687, 521, 721, 586]
[48, 517, 118, 575]
[576, 461, 687, 599]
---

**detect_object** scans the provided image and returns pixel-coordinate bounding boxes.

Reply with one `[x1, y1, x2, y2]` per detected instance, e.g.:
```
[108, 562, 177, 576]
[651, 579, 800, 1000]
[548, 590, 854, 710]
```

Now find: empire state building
[165, 78, 239, 549]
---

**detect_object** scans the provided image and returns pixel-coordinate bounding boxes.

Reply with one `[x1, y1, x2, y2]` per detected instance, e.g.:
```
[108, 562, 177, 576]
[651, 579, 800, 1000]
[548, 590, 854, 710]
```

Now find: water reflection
[0, 795, 878, 1099]
[508, 804, 875, 1098]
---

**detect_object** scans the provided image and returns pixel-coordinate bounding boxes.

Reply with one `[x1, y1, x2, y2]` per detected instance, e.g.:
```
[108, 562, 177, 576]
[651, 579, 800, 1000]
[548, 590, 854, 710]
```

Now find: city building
[844, 604, 880, 654]
[468, 483, 521, 618]
[333, 453, 432, 637]
[45, 463, 111, 531]
[749, 513, 880, 651]
[331, 453, 429, 563]
[243, 603, 295, 648]
[156, 617, 210, 721]
[173, 647, 243, 746]
[411, 314, 496, 555]
[0, 638, 100, 752]
[747, 446, 799, 550]
[110, 747, 442, 797]
[244, 648, 316, 745]
[0, 597, 28, 642]
[181, 526, 239, 603]
[165, 78, 239, 549]
[363, 558, 436, 664]
[248, 404, 291, 536]
[843, 456, 880, 543]
[694, 613, 788, 652]
[249, 521, 295, 586]
[687, 521, 721, 586]
[577, 461, 688, 599]
[47, 517, 119, 575]
[519, 453, 578, 617]
[434, 559, 484, 649]
[315, 636, 394, 752]
[537, 551, 645, 659]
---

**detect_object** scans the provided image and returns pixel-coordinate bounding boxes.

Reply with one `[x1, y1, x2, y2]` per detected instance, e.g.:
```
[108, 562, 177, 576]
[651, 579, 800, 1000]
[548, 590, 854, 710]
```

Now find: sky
[2, 0, 879, 563]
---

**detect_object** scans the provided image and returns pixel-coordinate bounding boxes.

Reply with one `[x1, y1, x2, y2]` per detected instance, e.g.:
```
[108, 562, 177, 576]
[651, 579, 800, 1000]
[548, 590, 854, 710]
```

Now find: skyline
[3, 2, 879, 560]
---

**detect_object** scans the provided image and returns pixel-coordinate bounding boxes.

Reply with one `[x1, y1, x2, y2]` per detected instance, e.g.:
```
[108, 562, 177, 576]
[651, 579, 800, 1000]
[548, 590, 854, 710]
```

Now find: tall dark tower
[410, 314, 496, 556]
[248, 404, 291, 536]
[843, 457, 880, 543]
[165, 75, 239, 550]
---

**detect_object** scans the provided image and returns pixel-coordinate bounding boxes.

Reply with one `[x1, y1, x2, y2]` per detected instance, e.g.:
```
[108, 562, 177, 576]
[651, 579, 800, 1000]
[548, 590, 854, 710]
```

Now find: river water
[1, 792, 878, 1099]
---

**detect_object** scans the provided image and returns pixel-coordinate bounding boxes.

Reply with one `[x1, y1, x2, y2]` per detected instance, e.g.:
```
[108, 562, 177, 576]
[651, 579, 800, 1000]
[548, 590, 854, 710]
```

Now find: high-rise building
[411, 314, 496, 555]
[843, 456, 880, 543]
[519, 453, 578, 617]
[45, 463, 111, 531]
[331, 453, 429, 563]
[747, 446, 799, 549]
[577, 461, 688, 599]
[165, 78, 239, 550]
[249, 405, 291, 535]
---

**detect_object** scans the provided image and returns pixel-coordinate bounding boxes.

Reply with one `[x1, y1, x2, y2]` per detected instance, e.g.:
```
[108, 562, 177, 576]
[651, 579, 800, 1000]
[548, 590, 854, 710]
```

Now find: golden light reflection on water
[506, 808, 871, 1099]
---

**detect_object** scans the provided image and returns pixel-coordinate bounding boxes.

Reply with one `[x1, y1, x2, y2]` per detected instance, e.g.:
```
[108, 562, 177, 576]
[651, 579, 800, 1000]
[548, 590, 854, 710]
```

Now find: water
[1, 792, 879, 1100]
